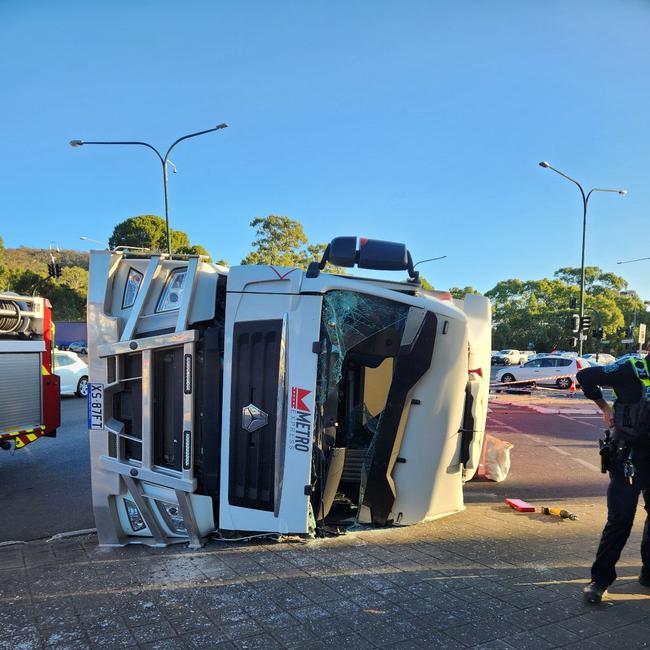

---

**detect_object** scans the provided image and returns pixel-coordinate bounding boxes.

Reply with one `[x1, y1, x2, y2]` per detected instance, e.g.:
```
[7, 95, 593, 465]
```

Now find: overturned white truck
[87, 237, 491, 547]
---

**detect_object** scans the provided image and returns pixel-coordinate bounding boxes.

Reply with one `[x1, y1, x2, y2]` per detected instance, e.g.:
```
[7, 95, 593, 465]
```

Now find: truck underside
[88, 238, 490, 547]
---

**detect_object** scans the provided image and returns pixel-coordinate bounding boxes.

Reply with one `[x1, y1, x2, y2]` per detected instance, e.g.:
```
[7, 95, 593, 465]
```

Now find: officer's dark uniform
[576, 356, 650, 596]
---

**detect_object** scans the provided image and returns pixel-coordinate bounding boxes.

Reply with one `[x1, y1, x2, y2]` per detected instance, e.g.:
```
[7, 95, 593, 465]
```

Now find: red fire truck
[0, 293, 60, 451]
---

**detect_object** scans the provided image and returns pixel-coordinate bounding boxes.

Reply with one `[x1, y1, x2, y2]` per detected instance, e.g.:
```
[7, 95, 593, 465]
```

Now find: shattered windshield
[317, 290, 410, 403]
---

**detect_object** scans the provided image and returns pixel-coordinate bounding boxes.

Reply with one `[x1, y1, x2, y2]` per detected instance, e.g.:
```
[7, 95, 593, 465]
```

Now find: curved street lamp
[413, 255, 447, 268]
[70, 123, 229, 254]
[617, 256, 650, 265]
[538, 161, 627, 355]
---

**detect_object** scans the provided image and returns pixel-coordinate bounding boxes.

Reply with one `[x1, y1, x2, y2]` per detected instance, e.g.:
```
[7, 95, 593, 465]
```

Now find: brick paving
[1, 496, 649, 649]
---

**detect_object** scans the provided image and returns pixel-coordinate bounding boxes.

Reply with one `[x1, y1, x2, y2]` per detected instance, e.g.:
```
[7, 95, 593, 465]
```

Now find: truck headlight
[122, 268, 144, 309]
[124, 498, 146, 532]
[156, 269, 187, 312]
[157, 501, 187, 533]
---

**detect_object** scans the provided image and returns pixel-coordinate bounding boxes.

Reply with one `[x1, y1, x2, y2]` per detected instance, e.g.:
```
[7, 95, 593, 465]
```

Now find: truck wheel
[76, 376, 89, 398]
[557, 377, 572, 390]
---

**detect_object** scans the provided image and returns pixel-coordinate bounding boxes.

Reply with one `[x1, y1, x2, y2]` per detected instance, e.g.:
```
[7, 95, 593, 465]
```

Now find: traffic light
[570, 314, 580, 333]
[569, 297, 577, 309]
[568, 336, 578, 348]
[47, 262, 61, 278]
[580, 315, 592, 333]
[594, 326, 604, 340]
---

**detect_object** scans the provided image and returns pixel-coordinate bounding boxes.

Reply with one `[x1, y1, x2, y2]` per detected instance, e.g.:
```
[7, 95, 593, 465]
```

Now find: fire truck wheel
[76, 376, 89, 398]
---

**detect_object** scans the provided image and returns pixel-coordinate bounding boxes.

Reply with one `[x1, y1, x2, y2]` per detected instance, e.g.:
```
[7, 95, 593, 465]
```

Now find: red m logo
[291, 387, 311, 412]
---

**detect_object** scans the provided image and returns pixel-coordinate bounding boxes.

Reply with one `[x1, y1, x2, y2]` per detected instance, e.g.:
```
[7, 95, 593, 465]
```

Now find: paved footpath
[2, 402, 650, 649]
[1, 496, 649, 650]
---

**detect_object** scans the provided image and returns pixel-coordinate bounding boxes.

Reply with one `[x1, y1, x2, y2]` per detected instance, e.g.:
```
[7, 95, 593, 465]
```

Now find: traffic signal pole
[578, 192, 588, 357]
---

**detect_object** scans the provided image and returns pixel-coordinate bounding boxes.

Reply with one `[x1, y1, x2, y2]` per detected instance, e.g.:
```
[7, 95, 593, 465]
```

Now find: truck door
[219, 268, 322, 534]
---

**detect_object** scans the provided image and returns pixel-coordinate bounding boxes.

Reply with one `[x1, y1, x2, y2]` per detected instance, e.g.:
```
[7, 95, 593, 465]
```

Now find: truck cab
[87, 237, 491, 546]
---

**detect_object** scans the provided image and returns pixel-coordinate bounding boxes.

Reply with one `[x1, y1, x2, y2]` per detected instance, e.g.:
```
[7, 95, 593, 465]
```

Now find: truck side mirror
[357, 239, 409, 271]
[328, 237, 357, 267]
[306, 236, 418, 281]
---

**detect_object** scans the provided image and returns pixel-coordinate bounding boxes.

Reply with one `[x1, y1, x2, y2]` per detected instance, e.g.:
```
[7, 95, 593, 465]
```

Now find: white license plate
[88, 383, 104, 430]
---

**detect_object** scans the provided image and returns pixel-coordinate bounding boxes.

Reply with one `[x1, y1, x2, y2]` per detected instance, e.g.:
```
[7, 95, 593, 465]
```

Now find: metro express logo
[289, 387, 312, 452]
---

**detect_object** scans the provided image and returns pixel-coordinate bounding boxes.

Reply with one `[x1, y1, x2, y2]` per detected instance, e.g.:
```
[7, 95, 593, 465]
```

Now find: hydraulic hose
[0, 300, 25, 333]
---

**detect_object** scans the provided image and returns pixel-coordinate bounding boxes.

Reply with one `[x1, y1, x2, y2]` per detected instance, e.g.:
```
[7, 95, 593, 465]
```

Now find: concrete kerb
[496, 401, 602, 416]
[489, 394, 602, 416]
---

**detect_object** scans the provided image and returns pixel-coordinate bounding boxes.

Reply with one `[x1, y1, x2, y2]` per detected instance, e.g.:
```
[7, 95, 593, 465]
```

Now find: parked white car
[582, 353, 616, 366]
[495, 356, 589, 389]
[54, 350, 88, 397]
[492, 349, 525, 366]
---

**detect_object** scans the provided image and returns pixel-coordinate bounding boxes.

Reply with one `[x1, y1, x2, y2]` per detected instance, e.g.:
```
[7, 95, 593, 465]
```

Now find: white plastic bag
[481, 434, 513, 482]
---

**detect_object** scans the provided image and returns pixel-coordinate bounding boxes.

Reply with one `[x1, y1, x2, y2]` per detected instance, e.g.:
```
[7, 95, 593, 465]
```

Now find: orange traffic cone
[569, 382, 576, 398]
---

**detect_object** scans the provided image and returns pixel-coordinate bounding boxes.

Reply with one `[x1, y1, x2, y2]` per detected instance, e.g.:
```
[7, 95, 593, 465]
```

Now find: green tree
[176, 244, 212, 261]
[0, 236, 7, 291]
[5, 264, 88, 321]
[109, 215, 191, 253]
[554, 266, 628, 293]
[241, 216, 324, 267]
[449, 286, 482, 300]
[419, 276, 434, 291]
[486, 267, 645, 355]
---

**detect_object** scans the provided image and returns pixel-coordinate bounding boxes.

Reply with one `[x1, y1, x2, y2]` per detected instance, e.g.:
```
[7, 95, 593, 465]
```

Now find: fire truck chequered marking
[0, 425, 46, 448]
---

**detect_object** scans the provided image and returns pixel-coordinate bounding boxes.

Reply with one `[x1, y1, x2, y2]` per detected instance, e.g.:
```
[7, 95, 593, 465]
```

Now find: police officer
[577, 350, 650, 604]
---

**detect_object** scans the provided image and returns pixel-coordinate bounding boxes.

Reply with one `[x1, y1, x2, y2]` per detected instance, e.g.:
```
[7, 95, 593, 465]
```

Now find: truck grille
[228, 320, 282, 511]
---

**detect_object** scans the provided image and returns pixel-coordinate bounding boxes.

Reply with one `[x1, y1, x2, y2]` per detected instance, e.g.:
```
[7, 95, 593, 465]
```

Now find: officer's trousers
[591, 458, 650, 587]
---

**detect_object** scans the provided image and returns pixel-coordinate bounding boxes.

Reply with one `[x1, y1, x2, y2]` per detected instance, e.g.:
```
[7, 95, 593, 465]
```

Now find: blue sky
[1, 0, 649, 296]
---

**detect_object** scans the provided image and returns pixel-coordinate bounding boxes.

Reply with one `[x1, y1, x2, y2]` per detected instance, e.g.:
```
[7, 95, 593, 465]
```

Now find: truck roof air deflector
[307, 237, 419, 282]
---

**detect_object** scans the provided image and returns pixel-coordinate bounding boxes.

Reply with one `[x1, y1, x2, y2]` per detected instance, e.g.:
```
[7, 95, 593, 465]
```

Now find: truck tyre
[76, 376, 89, 398]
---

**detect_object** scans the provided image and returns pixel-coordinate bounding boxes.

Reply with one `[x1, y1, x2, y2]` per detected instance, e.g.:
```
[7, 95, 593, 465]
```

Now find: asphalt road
[0, 396, 93, 542]
[0, 394, 608, 543]
[466, 401, 609, 504]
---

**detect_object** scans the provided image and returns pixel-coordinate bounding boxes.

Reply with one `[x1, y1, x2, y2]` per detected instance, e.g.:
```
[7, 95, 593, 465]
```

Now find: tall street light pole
[70, 123, 229, 255]
[538, 161, 627, 356]
[617, 256, 650, 265]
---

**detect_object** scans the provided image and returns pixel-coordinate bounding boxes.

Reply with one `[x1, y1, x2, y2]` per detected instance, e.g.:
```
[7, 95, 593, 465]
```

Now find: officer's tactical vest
[613, 356, 650, 443]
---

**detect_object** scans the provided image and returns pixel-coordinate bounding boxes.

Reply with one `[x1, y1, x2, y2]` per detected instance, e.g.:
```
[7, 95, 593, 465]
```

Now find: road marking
[558, 414, 600, 429]
[486, 422, 521, 433]
[487, 415, 521, 432]
[572, 458, 601, 472]
[488, 408, 603, 473]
